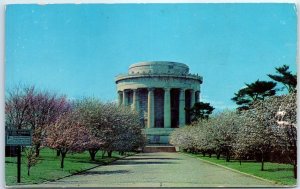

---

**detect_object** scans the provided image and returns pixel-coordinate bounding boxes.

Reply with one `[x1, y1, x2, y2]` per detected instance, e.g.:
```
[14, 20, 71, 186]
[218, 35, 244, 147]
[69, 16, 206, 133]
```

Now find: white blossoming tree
[275, 93, 297, 178]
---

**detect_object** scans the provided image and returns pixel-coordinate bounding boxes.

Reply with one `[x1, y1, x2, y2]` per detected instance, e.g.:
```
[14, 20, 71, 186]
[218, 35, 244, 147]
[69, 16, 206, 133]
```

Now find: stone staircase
[143, 145, 177, 153]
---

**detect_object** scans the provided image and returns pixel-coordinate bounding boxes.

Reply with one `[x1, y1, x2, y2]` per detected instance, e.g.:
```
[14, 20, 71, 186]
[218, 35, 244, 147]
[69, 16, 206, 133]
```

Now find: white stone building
[115, 61, 202, 144]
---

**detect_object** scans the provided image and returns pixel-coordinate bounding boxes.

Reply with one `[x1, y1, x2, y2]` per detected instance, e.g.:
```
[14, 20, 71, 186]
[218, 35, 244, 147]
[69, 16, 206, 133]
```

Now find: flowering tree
[208, 111, 240, 161]
[110, 105, 145, 154]
[170, 110, 239, 161]
[5, 86, 71, 157]
[232, 112, 255, 164]
[170, 126, 195, 152]
[5, 86, 34, 130]
[235, 93, 296, 175]
[44, 112, 92, 169]
[28, 91, 70, 157]
[169, 128, 183, 149]
[275, 93, 297, 178]
[75, 100, 119, 158]
[235, 96, 283, 171]
[75, 99, 145, 159]
[74, 98, 107, 160]
[99, 103, 145, 157]
[84, 134, 104, 161]
[24, 147, 39, 176]
[191, 121, 214, 156]
[171, 92, 296, 178]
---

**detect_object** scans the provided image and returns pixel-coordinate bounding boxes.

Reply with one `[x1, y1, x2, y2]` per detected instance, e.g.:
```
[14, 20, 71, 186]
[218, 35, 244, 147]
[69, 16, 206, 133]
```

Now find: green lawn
[187, 153, 296, 186]
[5, 148, 132, 186]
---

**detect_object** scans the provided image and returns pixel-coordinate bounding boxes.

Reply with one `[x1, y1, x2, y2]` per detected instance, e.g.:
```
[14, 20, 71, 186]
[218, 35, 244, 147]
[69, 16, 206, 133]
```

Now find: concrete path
[23, 152, 277, 187]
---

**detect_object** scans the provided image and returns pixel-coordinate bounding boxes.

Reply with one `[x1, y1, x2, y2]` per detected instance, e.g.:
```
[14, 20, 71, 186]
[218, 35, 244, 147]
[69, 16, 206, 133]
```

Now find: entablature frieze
[115, 74, 203, 84]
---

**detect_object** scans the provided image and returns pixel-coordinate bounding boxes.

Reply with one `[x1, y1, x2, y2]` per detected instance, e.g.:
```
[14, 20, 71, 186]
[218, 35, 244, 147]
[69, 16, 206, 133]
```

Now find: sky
[5, 3, 297, 111]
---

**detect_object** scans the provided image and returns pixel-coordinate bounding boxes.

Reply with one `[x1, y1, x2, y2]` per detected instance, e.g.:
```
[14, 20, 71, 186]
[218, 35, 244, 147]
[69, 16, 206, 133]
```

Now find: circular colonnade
[115, 61, 202, 144]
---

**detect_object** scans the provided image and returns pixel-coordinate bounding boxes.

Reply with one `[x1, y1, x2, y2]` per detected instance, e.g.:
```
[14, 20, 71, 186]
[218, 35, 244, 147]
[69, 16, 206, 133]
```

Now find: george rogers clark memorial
[115, 61, 202, 144]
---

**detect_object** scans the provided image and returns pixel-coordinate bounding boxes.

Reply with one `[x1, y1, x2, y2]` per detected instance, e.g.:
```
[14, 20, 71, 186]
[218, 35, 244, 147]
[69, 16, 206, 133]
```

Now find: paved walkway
[24, 152, 277, 187]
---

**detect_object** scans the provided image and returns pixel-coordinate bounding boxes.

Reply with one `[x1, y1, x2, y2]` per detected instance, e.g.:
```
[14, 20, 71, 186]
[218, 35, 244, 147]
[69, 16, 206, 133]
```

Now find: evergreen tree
[268, 65, 297, 93]
[232, 80, 277, 110]
[188, 102, 215, 122]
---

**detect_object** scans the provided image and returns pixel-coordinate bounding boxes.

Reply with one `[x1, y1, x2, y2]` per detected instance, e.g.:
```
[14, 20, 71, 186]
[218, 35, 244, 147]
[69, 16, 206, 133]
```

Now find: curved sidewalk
[21, 152, 278, 187]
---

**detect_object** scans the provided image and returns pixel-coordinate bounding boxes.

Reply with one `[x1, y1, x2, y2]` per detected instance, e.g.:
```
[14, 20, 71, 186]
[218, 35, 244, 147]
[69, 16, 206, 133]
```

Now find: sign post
[17, 146, 21, 183]
[6, 129, 32, 183]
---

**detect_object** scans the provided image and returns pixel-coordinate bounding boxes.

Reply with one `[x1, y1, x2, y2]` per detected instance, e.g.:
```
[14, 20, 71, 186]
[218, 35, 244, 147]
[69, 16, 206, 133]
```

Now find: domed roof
[128, 61, 189, 75]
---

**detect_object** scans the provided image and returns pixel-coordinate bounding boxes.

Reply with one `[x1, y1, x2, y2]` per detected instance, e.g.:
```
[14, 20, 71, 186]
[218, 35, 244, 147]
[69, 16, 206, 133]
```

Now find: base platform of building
[143, 128, 176, 144]
[143, 145, 178, 153]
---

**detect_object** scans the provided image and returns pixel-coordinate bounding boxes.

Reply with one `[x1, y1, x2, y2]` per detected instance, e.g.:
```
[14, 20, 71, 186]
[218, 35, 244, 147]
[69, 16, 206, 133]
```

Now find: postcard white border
[0, 1, 299, 188]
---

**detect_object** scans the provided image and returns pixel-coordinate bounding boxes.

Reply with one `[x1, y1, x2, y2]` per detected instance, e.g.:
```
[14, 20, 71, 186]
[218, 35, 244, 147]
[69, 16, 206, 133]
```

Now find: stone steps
[143, 145, 177, 153]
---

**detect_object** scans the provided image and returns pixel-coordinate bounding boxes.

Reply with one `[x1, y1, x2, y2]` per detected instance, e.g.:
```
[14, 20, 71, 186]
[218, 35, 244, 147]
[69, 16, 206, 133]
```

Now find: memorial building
[115, 61, 202, 144]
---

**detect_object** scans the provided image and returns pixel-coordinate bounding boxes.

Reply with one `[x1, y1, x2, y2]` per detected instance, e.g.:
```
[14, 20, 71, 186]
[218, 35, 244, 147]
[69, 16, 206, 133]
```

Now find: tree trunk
[27, 166, 30, 176]
[216, 152, 220, 159]
[89, 149, 98, 161]
[209, 152, 212, 158]
[108, 151, 112, 158]
[294, 164, 297, 179]
[35, 145, 40, 157]
[261, 152, 264, 171]
[56, 149, 61, 156]
[226, 151, 230, 162]
[101, 151, 106, 159]
[61, 152, 66, 169]
[239, 159, 242, 165]
[202, 152, 205, 157]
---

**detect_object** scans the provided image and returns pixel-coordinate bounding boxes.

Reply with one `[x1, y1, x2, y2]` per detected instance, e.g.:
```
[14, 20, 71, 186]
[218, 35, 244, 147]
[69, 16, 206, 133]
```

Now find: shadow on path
[113, 161, 177, 165]
[79, 170, 130, 175]
[124, 157, 181, 161]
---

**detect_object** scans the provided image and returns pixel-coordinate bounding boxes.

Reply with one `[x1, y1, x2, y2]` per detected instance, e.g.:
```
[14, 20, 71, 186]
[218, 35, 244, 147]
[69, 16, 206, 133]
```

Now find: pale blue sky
[5, 3, 297, 110]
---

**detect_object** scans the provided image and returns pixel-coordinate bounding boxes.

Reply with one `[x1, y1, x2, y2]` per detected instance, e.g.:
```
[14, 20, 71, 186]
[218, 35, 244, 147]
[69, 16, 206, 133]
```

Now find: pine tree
[268, 64, 297, 93]
[232, 80, 277, 110]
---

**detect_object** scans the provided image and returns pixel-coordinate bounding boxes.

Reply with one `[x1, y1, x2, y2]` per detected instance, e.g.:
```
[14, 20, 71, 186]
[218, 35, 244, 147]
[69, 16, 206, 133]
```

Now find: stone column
[118, 91, 122, 106]
[147, 88, 155, 128]
[123, 90, 127, 106]
[179, 88, 186, 127]
[164, 88, 171, 128]
[132, 89, 139, 112]
[190, 89, 195, 108]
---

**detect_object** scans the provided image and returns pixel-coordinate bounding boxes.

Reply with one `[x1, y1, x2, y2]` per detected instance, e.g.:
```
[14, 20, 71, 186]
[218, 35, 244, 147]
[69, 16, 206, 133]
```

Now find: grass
[187, 153, 296, 186]
[5, 148, 133, 186]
